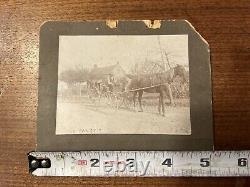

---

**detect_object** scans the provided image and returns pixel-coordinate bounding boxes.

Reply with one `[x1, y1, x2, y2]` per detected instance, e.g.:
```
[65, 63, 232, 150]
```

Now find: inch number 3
[238, 158, 248, 167]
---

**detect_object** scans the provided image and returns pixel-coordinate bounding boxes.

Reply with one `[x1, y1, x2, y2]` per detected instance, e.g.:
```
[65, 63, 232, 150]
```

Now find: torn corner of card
[106, 20, 118, 28]
[105, 20, 162, 29]
[143, 20, 161, 29]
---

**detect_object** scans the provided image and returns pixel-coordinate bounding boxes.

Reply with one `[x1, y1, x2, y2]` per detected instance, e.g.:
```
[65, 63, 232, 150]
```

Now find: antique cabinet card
[37, 20, 213, 151]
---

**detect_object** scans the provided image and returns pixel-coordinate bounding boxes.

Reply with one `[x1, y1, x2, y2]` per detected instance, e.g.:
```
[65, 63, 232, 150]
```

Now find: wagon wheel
[120, 92, 132, 109]
[108, 92, 128, 110]
[88, 88, 100, 104]
[110, 91, 131, 110]
[105, 92, 117, 109]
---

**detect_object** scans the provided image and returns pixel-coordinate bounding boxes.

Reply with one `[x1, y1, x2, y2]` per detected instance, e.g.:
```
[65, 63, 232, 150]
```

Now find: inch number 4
[162, 158, 172, 167]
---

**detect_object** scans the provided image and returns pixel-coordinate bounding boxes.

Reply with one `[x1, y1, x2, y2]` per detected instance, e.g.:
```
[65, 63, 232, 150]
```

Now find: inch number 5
[200, 158, 210, 167]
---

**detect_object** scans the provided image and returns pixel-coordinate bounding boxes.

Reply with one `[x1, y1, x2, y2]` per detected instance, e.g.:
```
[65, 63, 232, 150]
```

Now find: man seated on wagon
[107, 74, 114, 92]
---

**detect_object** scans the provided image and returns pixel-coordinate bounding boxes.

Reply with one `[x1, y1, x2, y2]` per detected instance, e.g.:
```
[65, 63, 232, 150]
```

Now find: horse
[125, 64, 188, 116]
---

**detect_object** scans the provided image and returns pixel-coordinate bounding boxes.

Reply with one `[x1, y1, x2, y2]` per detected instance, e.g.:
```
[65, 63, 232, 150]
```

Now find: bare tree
[59, 68, 90, 86]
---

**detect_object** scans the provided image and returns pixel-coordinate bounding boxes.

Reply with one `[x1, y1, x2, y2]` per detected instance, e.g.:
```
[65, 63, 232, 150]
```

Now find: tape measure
[28, 151, 250, 177]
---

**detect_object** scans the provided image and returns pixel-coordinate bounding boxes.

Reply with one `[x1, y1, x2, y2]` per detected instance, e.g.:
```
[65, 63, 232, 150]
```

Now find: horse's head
[172, 64, 188, 83]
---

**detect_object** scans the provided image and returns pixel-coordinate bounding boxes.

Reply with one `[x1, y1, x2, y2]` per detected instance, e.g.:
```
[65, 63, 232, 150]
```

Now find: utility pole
[164, 51, 172, 69]
[157, 35, 166, 71]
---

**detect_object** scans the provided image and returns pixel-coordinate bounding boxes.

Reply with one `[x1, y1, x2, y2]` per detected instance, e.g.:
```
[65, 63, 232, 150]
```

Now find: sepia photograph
[56, 35, 191, 135]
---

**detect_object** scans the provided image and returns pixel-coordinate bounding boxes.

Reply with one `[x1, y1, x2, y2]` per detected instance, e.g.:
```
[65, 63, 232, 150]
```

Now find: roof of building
[90, 64, 117, 76]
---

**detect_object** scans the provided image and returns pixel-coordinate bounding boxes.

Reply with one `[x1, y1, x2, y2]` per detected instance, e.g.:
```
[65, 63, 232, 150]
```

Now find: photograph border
[37, 20, 213, 151]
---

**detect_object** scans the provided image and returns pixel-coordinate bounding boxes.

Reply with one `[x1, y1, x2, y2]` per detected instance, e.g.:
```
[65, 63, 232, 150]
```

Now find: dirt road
[56, 97, 191, 135]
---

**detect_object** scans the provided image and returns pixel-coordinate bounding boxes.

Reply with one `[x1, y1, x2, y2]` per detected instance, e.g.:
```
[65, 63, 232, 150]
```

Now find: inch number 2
[90, 158, 100, 167]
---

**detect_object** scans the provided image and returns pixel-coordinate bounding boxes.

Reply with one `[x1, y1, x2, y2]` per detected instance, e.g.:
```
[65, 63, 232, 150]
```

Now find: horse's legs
[161, 91, 165, 116]
[138, 91, 143, 112]
[166, 84, 175, 106]
[158, 89, 165, 116]
[158, 93, 162, 115]
[133, 91, 137, 109]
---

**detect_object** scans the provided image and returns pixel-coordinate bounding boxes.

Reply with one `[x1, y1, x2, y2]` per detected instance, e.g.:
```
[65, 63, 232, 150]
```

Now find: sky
[58, 35, 189, 74]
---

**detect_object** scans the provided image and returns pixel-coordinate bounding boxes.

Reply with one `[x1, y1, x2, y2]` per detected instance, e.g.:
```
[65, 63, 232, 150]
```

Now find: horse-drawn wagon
[86, 63, 131, 108]
[87, 62, 188, 116]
